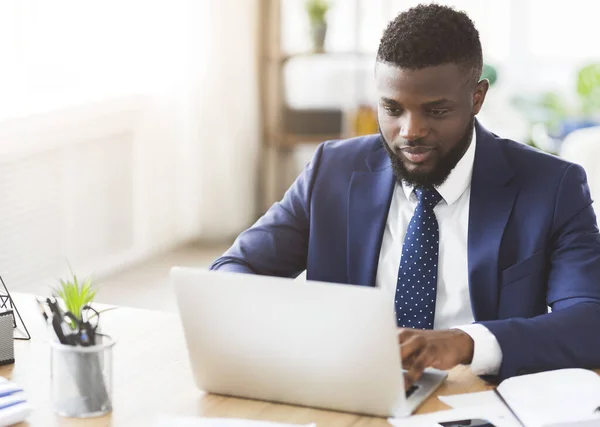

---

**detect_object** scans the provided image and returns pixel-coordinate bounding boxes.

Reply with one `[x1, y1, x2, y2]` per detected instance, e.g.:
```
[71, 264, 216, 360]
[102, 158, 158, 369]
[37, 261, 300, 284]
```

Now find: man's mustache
[396, 140, 436, 150]
[377, 127, 435, 150]
[379, 134, 436, 153]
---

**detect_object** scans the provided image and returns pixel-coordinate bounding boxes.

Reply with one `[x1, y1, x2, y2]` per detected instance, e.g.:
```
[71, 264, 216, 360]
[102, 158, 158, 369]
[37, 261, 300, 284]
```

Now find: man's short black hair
[377, 3, 483, 86]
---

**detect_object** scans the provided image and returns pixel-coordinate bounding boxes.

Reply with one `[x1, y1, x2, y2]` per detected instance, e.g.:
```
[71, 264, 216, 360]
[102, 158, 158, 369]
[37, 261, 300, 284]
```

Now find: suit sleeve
[209, 143, 325, 277]
[480, 164, 600, 381]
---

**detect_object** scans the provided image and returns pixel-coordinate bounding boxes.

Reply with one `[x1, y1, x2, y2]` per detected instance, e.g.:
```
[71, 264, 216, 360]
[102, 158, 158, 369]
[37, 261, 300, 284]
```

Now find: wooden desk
[6, 294, 494, 426]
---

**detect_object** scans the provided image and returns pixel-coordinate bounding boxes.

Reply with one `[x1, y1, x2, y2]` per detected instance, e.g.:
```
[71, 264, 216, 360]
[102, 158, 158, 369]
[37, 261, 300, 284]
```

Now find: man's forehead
[375, 62, 466, 100]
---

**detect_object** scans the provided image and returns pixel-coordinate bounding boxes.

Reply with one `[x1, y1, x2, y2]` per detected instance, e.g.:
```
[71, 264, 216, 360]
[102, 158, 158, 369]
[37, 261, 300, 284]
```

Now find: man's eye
[384, 106, 401, 115]
[429, 109, 449, 117]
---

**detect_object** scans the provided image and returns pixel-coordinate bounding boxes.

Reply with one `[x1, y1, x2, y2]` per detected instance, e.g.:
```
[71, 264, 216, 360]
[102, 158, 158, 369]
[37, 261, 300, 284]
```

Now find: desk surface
[6, 293, 496, 426]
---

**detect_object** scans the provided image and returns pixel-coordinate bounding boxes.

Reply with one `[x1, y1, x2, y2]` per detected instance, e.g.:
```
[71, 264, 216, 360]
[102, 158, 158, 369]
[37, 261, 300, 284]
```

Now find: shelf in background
[270, 132, 345, 148]
[264, 50, 377, 64]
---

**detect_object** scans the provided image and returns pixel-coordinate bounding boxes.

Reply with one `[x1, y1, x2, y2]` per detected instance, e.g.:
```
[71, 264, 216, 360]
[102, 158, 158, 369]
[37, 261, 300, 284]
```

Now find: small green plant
[52, 271, 98, 322]
[577, 63, 600, 115]
[481, 63, 498, 87]
[305, 0, 329, 25]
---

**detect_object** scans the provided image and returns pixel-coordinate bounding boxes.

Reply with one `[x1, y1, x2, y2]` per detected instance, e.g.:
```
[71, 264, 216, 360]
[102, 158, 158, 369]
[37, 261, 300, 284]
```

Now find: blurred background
[0, 0, 598, 310]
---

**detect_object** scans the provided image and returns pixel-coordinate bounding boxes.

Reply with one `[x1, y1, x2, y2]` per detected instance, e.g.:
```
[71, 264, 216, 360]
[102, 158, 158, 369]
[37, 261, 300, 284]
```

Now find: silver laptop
[171, 268, 447, 418]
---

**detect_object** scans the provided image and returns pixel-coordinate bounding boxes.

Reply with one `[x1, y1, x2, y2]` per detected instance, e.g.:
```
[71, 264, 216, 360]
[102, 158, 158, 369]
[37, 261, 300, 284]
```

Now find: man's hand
[398, 328, 474, 389]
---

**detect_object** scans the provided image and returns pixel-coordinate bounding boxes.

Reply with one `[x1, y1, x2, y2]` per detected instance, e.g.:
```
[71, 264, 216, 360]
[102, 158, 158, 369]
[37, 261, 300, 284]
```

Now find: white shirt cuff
[453, 323, 503, 375]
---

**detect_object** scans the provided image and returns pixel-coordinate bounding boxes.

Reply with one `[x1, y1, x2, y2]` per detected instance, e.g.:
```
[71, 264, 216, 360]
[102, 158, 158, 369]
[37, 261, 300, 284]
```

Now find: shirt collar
[402, 127, 476, 206]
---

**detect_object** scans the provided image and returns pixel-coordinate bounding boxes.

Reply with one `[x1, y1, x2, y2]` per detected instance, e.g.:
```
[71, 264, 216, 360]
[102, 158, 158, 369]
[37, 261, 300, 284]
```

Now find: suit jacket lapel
[468, 121, 518, 321]
[347, 143, 395, 287]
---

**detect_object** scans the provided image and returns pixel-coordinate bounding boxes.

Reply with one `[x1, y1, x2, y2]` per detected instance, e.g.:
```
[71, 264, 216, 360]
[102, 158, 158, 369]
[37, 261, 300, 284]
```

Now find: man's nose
[398, 113, 428, 142]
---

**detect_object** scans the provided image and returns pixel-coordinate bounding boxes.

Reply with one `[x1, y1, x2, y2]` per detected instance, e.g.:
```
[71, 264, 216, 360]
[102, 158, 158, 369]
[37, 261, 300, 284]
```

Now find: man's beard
[381, 117, 474, 188]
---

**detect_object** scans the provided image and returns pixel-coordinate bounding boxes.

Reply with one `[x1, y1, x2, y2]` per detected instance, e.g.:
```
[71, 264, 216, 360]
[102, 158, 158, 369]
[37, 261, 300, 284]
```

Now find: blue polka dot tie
[395, 186, 442, 329]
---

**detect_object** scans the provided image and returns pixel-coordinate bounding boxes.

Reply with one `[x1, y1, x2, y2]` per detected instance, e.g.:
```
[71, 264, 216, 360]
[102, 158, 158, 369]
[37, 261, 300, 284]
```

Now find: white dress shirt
[375, 130, 503, 375]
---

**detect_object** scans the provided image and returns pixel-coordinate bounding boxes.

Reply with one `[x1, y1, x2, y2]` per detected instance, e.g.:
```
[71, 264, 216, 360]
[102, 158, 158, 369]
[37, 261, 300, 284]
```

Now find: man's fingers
[399, 334, 427, 365]
[398, 329, 468, 390]
[404, 351, 430, 389]
[397, 328, 415, 344]
[403, 372, 414, 391]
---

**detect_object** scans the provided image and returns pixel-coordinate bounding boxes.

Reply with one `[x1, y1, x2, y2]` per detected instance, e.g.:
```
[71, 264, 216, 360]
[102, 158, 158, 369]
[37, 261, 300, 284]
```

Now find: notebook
[496, 368, 600, 427]
[0, 377, 31, 426]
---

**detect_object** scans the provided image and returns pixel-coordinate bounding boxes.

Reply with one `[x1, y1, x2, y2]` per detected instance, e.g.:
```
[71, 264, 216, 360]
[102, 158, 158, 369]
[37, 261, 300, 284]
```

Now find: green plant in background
[305, 0, 329, 25]
[305, 0, 330, 52]
[53, 271, 97, 326]
[512, 91, 569, 134]
[577, 63, 600, 115]
[481, 63, 498, 87]
[510, 62, 600, 151]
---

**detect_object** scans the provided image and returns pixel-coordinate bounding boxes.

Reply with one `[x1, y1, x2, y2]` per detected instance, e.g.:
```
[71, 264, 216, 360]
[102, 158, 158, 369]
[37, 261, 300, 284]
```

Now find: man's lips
[399, 146, 435, 164]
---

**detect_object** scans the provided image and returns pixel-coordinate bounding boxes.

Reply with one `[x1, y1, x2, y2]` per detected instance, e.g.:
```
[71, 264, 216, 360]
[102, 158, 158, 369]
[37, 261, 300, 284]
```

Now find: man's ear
[472, 79, 490, 115]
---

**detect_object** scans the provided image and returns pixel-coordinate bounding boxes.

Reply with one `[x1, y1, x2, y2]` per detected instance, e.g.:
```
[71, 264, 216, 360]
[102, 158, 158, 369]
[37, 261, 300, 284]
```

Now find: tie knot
[415, 187, 442, 209]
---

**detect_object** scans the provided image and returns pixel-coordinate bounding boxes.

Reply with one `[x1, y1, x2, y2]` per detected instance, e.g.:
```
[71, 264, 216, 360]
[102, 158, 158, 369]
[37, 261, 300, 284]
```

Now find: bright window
[528, 0, 600, 61]
[0, 0, 202, 119]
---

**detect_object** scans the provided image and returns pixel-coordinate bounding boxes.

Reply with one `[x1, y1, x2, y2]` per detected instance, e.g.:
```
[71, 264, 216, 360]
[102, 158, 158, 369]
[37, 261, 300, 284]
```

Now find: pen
[51, 310, 69, 345]
[35, 298, 49, 324]
[44, 298, 75, 345]
[37, 297, 71, 346]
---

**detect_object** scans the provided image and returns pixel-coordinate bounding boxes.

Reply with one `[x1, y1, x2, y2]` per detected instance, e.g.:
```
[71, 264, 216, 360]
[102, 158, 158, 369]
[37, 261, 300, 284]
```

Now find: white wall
[0, 96, 208, 292]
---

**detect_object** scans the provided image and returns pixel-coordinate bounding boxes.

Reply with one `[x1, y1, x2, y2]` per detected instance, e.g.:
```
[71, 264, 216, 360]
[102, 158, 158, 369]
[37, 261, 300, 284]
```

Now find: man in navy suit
[211, 4, 600, 385]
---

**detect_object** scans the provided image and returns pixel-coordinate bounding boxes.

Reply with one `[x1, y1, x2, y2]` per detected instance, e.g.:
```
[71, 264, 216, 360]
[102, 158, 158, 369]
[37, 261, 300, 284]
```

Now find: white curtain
[194, 0, 262, 239]
[134, 0, 262, 243]
[0, 0, 261, 288]
[0, 0, 262, 243]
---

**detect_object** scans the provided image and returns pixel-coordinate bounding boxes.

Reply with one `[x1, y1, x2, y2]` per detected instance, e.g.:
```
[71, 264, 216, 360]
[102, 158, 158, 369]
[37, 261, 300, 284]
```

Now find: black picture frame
[0, 276, 30, 340]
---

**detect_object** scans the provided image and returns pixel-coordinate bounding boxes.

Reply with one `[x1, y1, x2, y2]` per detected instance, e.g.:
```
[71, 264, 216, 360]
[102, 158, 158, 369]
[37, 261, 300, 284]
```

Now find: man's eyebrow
[380, 97, 456, 107]
[422, 98, 455, 107]
[380, 97, 401, 105]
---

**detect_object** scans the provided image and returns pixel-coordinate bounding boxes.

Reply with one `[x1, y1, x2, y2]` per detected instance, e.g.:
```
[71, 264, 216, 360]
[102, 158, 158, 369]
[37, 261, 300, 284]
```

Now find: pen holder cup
[50, 334, 115, 418]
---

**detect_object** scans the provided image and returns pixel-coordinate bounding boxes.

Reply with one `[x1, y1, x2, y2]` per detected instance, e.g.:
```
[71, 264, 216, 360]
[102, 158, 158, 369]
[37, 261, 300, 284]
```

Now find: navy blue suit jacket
[211, 121, 600, 381]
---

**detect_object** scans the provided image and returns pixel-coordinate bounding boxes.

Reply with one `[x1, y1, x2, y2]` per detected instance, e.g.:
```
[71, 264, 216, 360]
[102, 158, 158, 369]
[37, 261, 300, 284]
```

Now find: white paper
[438, 390, 502, 409]
[439, 391, 520, 426]
[435, 369, 600, 427]
[393, 389, 520, 427]
[154, 416, 315, 427]
[387, 405, 520, 427]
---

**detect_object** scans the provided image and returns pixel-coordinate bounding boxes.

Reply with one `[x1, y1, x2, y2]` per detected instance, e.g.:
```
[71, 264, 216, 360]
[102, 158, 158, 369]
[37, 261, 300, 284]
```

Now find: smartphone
[439, 419, 497, 427]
